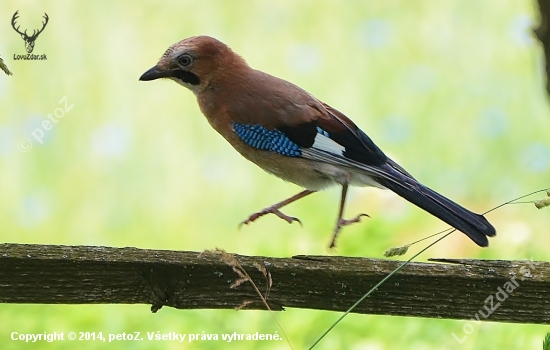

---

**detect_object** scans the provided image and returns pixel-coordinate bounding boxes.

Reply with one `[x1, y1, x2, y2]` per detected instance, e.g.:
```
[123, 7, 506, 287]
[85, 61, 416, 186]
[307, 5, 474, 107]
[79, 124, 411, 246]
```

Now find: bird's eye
[177, 54, 193, 67]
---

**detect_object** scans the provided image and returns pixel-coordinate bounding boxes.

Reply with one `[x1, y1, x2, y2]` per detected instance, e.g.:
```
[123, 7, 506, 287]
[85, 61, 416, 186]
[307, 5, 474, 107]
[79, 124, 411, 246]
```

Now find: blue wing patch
[233, 123, 302, 157]
[316, 126, 330, 138]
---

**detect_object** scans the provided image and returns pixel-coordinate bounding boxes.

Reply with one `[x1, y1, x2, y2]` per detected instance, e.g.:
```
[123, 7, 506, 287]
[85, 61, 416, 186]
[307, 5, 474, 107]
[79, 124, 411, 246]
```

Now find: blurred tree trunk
[535, 0, 550, 94]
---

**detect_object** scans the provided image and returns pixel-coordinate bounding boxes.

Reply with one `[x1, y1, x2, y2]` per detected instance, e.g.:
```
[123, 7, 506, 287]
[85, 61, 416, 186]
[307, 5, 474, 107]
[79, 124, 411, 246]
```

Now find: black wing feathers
[278, 121, 317, 148]
[276, 103, 496, 247]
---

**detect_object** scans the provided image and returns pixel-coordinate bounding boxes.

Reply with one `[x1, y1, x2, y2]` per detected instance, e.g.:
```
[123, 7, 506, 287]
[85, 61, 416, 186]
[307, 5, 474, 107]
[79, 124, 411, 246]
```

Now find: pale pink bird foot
[240, 207, 302, 227]
[329, 213, 370, 248]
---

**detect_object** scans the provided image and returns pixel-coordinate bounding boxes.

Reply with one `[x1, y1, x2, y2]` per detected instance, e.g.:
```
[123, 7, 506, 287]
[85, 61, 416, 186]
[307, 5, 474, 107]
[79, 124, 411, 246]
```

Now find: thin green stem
[309, 230, 454, 349]
[308, 186, 550, 349]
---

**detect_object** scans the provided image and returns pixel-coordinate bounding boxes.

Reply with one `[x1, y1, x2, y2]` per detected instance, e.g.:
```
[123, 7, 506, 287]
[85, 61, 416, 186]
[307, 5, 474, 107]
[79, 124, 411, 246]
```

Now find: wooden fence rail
[0, 243, 548, 324]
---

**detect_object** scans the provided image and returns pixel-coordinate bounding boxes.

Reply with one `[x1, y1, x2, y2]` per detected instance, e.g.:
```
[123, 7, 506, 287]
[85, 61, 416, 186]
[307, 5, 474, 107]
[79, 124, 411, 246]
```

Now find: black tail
[377, 165, 496, 247]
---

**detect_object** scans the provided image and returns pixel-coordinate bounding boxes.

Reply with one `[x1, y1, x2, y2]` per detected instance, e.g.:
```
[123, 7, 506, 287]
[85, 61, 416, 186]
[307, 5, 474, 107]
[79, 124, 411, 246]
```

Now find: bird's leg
[329, 183, 370, 248]
[240, 190, 315, 227]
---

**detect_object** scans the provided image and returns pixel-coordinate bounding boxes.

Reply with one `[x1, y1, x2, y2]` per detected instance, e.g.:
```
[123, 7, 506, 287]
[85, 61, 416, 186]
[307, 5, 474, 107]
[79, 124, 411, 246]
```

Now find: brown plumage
[140, 35, 496, 248]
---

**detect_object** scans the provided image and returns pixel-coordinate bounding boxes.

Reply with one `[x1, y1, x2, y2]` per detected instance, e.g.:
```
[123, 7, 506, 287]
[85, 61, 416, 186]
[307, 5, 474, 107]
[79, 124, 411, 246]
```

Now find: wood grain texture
[0, 244, 548, 323]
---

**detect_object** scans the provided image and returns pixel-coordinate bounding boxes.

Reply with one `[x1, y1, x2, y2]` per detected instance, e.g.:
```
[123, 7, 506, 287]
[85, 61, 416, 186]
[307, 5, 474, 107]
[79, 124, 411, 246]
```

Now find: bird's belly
[348, 170, 386, 189]
[311, 161, 386, 189]
[221, 130, 385, 191]
[239, 145, 385, 191]
[249, 151, 337, 191]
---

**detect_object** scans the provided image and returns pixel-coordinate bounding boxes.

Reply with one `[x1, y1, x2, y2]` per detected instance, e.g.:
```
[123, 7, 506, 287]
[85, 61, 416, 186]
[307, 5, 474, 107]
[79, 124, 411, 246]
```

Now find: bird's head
[139, 35, 247, 95]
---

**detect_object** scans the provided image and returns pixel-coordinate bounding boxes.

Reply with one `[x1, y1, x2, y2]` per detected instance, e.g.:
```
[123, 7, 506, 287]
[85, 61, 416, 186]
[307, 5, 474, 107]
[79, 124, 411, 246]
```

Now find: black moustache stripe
[172, 70, 200, 85]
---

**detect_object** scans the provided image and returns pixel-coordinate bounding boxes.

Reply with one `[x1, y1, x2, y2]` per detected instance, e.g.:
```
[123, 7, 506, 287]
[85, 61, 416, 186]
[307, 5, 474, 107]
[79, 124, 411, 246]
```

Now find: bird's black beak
[139, 65, 171, 81]
[140, 66, 201, 86]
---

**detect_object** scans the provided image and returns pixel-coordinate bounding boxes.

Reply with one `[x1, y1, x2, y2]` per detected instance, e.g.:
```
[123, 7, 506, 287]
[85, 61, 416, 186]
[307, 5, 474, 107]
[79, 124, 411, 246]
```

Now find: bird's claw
[338, 213, 370, 227]
[329, 213, 370, 248]
[239, 207, 303, 228]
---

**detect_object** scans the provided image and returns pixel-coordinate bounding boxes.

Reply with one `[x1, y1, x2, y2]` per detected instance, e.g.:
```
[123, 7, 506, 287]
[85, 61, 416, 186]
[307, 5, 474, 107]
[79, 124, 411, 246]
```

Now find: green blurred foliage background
[0, 0, 549, 349]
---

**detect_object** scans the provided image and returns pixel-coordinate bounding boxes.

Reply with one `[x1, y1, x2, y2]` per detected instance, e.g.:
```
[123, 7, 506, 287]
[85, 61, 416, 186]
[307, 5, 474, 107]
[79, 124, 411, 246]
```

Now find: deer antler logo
[11, 11, 49, 54]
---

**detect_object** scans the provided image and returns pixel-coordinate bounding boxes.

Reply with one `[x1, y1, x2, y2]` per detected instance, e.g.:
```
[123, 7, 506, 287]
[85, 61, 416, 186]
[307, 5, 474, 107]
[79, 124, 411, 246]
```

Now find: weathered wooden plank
[0, 243, 548, 324]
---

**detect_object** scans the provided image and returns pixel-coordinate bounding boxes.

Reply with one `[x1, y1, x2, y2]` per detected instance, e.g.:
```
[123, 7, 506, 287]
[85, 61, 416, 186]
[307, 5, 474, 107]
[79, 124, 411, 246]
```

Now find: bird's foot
[240, 207, 302, 228]
[329, 213, 370, 248]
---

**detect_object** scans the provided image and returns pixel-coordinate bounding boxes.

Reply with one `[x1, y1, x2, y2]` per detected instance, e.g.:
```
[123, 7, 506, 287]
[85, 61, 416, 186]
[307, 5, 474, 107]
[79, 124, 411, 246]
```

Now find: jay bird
[140, 35, 496, 248]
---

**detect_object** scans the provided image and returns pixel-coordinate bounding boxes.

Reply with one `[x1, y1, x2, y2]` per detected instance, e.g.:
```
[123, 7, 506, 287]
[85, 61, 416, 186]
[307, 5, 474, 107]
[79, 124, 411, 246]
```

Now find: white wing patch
[312, 133, 345, 155]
